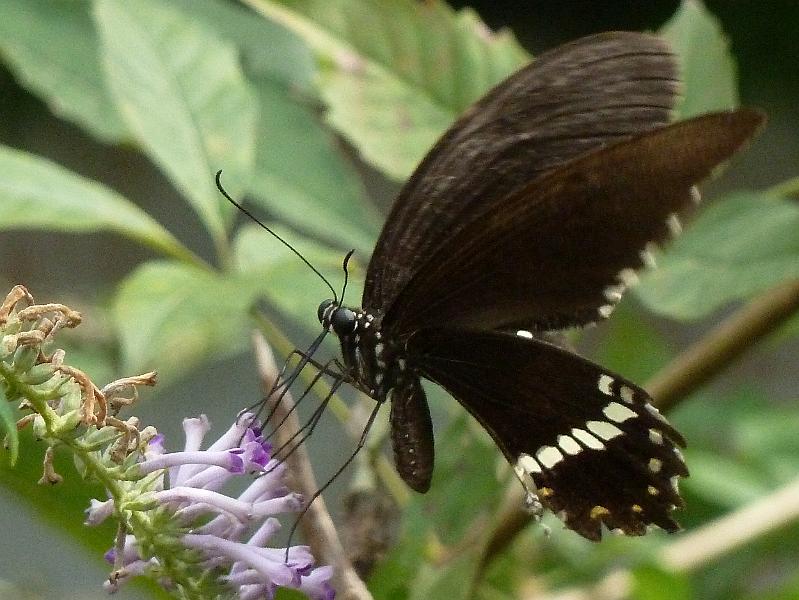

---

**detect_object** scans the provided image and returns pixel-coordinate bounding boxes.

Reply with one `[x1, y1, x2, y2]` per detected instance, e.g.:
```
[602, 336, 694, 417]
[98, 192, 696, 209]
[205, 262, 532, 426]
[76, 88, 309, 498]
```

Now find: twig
[532, 474, 799, 600]
[251, 332, 373, 600]
[647, 278, 799, 412]
[473, 277, 799, 581]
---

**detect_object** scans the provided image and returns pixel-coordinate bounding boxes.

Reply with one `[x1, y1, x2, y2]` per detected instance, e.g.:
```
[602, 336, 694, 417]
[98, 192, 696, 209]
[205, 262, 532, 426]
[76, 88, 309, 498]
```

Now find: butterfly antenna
[339, 249, 356, 304]
[215, 170, 339, 302]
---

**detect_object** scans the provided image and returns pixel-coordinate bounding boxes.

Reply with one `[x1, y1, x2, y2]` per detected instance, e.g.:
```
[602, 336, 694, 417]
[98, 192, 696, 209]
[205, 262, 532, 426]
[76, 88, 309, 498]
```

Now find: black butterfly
[306, 32, 762, 541]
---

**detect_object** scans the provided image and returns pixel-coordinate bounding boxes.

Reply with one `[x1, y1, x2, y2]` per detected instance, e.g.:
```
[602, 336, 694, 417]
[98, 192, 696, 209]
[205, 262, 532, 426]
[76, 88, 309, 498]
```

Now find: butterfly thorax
[317, 298, 435, 492]
[317, 299, 405, 402]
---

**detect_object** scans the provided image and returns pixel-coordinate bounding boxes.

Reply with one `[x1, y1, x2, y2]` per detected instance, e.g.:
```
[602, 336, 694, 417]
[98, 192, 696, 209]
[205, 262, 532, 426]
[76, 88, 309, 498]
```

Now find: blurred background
[0, 1, 797, 599]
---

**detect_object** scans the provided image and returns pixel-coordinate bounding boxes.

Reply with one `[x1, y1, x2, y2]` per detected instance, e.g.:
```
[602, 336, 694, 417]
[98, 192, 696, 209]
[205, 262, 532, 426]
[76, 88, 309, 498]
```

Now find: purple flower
[93, 414, 334, 599]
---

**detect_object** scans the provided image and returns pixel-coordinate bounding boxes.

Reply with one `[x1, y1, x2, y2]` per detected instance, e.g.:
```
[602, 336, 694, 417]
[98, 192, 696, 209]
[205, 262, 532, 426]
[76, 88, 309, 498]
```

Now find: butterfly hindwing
[364, 31, 679, 314]
[408, 328, 688, 540]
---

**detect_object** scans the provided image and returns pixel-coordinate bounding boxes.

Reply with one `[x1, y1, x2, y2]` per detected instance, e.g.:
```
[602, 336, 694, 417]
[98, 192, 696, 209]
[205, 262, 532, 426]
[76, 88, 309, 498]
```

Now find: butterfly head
[317, 299, 358, 336]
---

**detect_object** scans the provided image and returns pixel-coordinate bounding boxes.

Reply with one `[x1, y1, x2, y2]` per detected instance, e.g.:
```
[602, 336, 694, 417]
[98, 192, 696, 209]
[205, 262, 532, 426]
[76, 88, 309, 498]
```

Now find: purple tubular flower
[85, 498, 114, 526]
[139, 449, 245, 476]
[93, 414, 335, 599]
[300, 566, 336, 600]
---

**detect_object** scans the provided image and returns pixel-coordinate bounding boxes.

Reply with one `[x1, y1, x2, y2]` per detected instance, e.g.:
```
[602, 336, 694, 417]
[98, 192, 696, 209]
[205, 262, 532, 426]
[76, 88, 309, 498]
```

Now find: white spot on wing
[571, 427, 605, 450]
[690, 185, 702, 204]
[518, 452, 542, 474]
[587, 420, 624, 441]
[516, 330, 534, 339]
[618, 268, 639, 287]
[536, 445, 564, 469]
[649, 458, 662, 473]
[598, 304, 615, 318]
[620, 385, 635, 404]
[666, 213, 683, 237]
[603, 401, 637, 423]
[649, 428, 664, 445]
[640, 246, 657, 269]
[604, 284, 625, 302]
[598, 374, 614, 396]
[557, 434, 582, 455]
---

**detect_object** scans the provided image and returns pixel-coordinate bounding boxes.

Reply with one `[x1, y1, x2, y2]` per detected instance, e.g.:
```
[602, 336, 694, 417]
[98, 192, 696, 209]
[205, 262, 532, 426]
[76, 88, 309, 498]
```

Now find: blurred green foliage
[0, 1, 796, 599]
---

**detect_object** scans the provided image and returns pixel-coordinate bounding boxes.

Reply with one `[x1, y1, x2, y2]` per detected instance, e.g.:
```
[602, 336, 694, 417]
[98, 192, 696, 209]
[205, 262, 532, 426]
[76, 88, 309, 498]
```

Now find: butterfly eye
[331, 307, 357, 335]
[317, 299, 336, 326]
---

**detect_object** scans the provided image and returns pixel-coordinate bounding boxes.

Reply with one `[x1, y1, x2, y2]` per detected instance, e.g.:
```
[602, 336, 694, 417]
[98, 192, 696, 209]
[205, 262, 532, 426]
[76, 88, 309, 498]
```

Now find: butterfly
[293, 31, 763, 541]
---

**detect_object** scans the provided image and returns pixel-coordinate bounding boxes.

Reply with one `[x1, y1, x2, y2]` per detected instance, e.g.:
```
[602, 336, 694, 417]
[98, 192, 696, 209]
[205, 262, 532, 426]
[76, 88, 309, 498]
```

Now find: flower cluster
[0, 286, 334, 599]
[94, 415, 334, 599]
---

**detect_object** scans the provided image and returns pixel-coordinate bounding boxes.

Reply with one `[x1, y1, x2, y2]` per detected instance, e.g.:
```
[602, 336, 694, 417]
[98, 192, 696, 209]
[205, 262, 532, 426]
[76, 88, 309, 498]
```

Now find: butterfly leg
[284, 396, 386, 555]
[266, 360, 344, 455]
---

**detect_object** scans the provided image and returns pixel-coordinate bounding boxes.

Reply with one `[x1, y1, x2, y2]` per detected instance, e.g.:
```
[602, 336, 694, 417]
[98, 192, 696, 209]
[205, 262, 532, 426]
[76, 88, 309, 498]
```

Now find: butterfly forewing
[408, 328, 688, 539]
[385, 109, 764, 335]
[364, 31, 679, 313]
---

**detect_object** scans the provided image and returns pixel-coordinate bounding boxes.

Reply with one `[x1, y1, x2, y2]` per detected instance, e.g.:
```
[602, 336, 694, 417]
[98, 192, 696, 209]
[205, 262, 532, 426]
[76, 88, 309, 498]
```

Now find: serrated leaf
[636, 193, 799, 320]
[0, 145, 197, 263]
[94, 0, 257, 243]
[249, 80, 381, 257]
[660, 0, 738, 117]
[252, 0, 529, 180]
[170, 0, 315, 93]
[0, 0, 127, 142]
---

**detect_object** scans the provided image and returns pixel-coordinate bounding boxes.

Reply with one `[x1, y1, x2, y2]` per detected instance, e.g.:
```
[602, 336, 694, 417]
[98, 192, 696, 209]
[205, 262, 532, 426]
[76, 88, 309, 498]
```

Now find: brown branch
[474, 277, 799, 581]
[647, 278, 799, 412]
[251, 332, 373, 600]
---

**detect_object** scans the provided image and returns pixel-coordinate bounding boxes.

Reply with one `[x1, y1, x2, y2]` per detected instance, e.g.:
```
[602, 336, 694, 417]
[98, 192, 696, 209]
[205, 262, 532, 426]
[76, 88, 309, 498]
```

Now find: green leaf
[94, 0, 257, 244]
[660, 0, 739, 118]
[0, 0, 127, 142]
[631, 564, 692, 600]
[0, 436, 113, 559]
[635, 193, 799, 320]
[0, 145, 198, 264]
[0, 383, 19, 465]
[170, 0, 316, 93]
[369, 502, 432, 599]
[115, 223, 347, 382]
[249, 79, 381, 257]
[113, 261, 259, 382]
[255, 0, 528, 180]
[421, 412, 502, 543]
[683, 450, 771, 509]
[408, 545, 480, 600]
[233, 223, 361, 333]
[593, 302, 673, 384]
